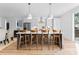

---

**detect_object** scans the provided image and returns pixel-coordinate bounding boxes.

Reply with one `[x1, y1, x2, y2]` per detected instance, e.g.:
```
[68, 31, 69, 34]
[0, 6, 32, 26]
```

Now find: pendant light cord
[49, 3, 52, 16]
[28, 3, 31, 14]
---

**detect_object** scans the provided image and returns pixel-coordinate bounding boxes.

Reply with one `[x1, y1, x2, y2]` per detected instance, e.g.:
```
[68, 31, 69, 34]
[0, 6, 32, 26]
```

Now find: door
[74, 13, 79, 41]
[6, 22, 10, 30]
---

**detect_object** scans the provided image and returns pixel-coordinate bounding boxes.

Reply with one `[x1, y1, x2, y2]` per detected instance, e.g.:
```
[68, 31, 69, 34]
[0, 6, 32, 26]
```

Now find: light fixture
[47, 3, 53, 19]
[27, 3, 32, 19]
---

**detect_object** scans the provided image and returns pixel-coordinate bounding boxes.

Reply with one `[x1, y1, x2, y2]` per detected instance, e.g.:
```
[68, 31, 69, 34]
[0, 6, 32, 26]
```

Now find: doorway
[6, 22, 10, 30]
[74, 12, 79, 42]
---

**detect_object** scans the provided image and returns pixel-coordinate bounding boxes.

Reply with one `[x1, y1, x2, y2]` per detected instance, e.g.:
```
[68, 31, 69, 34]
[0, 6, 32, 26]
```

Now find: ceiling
[0, 3, 79, 17]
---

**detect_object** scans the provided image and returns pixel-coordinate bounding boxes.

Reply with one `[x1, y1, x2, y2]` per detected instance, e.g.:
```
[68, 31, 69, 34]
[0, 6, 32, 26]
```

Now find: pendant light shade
[27, 13, 32, 19]
[48, 3, 53, 19]
[27, 3, 32, 19]
[48, 15, 53, 19]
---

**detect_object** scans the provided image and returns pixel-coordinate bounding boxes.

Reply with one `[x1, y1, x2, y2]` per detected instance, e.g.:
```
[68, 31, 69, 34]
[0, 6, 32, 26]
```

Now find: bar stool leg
[30, 34, 32, 50]
[41, 39, 43, 50]
[17, 34, 19, 49]
[48, 40, 50, 50]
[48, 35, 50, 50]
[25, 35, 28, 50]
[36, 35, 38, 50]
[19, 34, 21, 49]
[50, 35, 52, 50]
[58, 36, 61, 49]
[41, 35, 43, 50]
[28, 35, 31, 50]
[52, 35, 55, 50]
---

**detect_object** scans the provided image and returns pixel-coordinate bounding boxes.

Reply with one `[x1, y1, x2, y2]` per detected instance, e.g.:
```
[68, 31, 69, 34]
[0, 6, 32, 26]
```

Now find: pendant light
[27, 3, 32, 19]
[47, 3, 53, 19]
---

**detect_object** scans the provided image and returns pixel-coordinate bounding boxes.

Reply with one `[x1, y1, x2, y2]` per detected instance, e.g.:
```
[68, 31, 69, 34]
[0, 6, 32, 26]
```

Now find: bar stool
[30, 32, 38, 50]
[51, 33, 61, 49]
[50, 29, 62, 49]
[53, 34, 61, 48]
[17, 34, 25, 49]
[41, 30, 49, 50]
[37, 31, 42, 49]
[25, 34, 31, 49]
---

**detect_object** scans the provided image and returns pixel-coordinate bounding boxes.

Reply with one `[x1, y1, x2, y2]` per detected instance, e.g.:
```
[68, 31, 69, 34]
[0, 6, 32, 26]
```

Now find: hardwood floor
[0, 39, 16, 51]
[0, 38, 77, 55]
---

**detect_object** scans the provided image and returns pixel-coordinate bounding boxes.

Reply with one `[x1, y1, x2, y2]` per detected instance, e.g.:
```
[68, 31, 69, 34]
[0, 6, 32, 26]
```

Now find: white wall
[60, 11, 73, 40]
[54, 18, 61, 29]
[0, 18, 2, 27]
[0, 17, 19, 38]
[8, 18, 17, 37]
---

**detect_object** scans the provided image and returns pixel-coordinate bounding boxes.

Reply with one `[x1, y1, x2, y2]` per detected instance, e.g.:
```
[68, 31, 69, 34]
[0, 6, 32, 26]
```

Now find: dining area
[16, 27, 62, 50]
